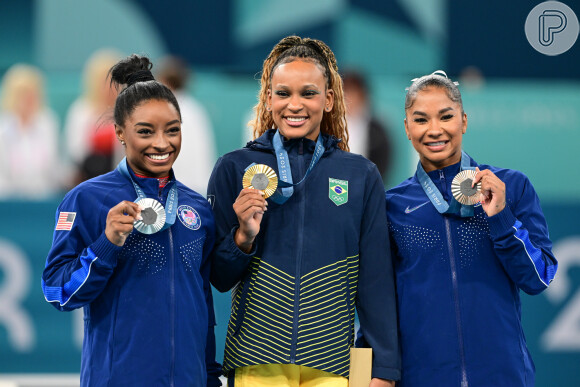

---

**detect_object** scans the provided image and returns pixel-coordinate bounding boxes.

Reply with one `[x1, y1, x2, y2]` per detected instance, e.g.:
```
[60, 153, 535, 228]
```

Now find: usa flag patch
[56, 212, 76, 231]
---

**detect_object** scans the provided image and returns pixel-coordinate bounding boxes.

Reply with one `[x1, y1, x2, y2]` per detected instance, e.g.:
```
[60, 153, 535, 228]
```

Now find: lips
[147, 153, 170, 161]
[284, 116, 308, 127]
[424, 140, 448, 151]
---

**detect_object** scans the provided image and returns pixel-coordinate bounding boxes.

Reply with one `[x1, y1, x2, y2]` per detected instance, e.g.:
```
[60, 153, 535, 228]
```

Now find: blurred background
[0, 0, 579, 386]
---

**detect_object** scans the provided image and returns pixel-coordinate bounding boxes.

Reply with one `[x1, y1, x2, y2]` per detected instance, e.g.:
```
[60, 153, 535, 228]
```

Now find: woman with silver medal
[42, 55, 221, 386]
[372, 71, 558, 387]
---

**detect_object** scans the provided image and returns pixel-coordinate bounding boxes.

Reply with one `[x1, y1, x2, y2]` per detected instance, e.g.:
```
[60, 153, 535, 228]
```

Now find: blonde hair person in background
[0, 63, 63, 199]
[63, 48, 123, 186]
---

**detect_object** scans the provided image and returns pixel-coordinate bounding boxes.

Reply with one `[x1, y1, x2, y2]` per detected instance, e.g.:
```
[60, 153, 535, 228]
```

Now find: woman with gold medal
[375, 71, 558, 386]
[208, 36, 400, 386]
[42, 54, 221, 386]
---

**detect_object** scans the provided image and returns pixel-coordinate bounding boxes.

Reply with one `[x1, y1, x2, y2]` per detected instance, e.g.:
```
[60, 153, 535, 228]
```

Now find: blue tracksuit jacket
[387, 154, 557, 387]
[207, 129, 400, 381]
[41, 166, 220, 386]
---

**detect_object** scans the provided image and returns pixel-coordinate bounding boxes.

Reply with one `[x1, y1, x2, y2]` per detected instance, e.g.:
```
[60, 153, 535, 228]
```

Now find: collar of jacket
[245, 128, 341, 155]
[414, 152, 479, 183]
[118, 161, 177, 197]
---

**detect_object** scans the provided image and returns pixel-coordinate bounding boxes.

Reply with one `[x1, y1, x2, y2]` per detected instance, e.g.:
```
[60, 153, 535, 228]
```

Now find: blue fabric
[42, 166, 220, 386]
[208, 129, 400, 381]
[385, 153, 557, 387]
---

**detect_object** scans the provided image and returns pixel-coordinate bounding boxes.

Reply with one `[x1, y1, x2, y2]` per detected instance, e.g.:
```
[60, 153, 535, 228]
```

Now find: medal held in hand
[451, 170, 481, 205]
[242, 164, 278, 198]
[133, 197, 166, 234]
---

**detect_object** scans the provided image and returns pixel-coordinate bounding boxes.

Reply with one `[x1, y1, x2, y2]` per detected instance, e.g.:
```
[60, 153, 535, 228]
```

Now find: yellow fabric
[234, 363, 349, 387]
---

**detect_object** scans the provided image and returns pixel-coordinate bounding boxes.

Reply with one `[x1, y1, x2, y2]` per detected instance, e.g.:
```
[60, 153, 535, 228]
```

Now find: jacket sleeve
[355, 164, 401, 381]
[207, 156, 256, 292]
[41, 190, 122, 311]
[200, 204, 223, 386]
[487, 171, 557, 295]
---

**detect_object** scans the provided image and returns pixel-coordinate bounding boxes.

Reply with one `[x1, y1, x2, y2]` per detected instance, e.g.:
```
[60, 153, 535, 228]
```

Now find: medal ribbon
[270, 130, 325, 204]
[416, 151, 475, 217]
[116, 157, 178, 231]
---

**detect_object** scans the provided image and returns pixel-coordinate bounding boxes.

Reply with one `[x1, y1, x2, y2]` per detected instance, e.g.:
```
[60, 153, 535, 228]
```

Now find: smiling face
[404, 86, 467, 172]
[116, 99, 181, 177]
[267, 59, 334, 141]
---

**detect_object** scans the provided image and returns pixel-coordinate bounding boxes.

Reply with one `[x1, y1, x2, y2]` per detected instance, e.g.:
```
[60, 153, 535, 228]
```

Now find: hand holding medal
[230, 164, 276, 253]
[105, 200, 143, 246]
[472, 167, 506, 217]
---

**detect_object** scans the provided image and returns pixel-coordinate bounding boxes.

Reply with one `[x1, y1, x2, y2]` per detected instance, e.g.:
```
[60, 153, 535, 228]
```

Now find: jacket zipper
[290, 139, 306, 363]
[161, 186, 176, 387]
[441, 170, 468, 387]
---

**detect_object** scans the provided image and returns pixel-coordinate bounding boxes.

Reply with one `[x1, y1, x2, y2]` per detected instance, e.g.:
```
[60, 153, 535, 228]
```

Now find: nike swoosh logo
[405, 201, 430, 214]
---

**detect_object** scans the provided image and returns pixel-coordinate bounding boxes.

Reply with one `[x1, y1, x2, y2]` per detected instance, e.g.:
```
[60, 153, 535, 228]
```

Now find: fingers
[105, 201, 142, 246]
[233, 189, 268, 218]
[473, 168, 506, 216]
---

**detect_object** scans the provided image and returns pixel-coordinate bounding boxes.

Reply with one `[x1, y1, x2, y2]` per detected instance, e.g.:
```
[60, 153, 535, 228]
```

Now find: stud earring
[120, 140, 125, 146]
[266, 106, 271, 111]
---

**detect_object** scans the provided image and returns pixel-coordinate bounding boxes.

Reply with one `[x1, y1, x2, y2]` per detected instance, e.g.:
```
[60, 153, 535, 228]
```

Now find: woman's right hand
[233, 188, 268, 253]
[105, 201, 142, 246]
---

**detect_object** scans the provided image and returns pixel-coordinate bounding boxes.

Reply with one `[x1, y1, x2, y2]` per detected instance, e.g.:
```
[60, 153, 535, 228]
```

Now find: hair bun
[126, 70, 155, 87]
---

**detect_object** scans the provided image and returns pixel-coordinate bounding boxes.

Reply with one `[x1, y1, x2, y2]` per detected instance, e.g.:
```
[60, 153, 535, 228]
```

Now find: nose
[152, 131, 170, 149]
[425, 119, 443, 137]
[287, 95, 303, 111]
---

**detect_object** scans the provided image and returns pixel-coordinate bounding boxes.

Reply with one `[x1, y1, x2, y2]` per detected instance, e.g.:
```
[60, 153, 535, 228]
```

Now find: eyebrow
[273, 84, 320, 89]
[412, 107, 454, 116]
[134, 119, 181, 128]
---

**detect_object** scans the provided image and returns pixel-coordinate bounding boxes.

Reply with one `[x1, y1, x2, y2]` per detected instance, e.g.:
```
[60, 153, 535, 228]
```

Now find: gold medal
[134, 197, 166, 234]
[451, 170, 481, 205]
[242, 164, 278, 198]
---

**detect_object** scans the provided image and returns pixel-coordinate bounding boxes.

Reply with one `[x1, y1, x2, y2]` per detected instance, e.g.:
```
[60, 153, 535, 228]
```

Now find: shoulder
[61, 170, 129, 208]
[478, 163, 531, 186]
[330, 149, 377, 172]
[386, 176, 417, 199]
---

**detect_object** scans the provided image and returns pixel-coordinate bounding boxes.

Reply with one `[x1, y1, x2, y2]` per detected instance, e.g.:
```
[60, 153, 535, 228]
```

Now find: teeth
[286, 117, 306, 122]
[149, 153, 169, 160]
[427, 141, 446, 146]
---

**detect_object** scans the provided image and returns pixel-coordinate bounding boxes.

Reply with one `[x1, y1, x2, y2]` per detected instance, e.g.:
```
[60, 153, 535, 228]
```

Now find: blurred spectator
[343, 70, 392, 182]
[156, 55, 216, 195]
[0, 64, 63, 200]
[459, 65, 485, 90]
[63, 49, 122, 185]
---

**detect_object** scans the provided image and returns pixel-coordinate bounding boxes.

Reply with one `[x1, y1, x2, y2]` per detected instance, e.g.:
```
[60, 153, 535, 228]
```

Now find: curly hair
[249, 36, 349, 151]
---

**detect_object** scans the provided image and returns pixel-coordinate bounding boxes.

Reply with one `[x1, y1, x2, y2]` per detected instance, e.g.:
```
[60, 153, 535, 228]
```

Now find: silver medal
[134, 197, 166, 234]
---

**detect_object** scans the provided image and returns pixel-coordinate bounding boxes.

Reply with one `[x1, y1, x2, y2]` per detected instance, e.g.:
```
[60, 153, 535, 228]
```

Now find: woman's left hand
[473, 167, 506, 217]
[369, 378, 395, 387]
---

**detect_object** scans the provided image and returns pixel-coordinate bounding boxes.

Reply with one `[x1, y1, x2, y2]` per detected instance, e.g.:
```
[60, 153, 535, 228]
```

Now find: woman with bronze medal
[42, 55, 221, 386]
[208, 36, 400, 386]
[378, 71, 558, 386]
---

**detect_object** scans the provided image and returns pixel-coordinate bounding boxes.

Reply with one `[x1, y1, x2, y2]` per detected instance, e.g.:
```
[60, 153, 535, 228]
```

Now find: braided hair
[109, 54, 181, 127]
[250, 36, 349, 151]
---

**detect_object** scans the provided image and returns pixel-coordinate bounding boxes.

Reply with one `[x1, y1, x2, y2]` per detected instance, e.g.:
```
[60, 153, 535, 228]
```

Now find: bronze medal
[451, 170, 481, 205]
